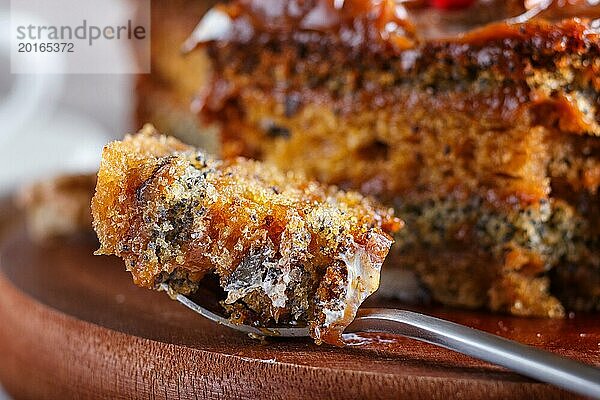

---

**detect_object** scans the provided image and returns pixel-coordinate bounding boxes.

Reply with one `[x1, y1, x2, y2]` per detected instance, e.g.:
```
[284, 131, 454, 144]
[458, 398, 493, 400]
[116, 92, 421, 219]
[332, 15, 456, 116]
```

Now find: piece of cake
[91, 125, 400, 344]
[185, 0, 600, 316]
[17, 174, 96, 242]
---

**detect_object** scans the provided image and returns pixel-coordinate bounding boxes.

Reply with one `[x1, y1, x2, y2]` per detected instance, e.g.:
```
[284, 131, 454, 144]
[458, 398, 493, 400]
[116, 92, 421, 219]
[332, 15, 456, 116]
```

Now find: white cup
[0, 8, 64, 143]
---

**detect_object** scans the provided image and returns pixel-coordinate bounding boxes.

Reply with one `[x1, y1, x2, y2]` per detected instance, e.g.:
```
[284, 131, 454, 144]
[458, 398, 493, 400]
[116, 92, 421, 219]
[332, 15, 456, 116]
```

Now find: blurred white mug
[0, 8, 64, 143]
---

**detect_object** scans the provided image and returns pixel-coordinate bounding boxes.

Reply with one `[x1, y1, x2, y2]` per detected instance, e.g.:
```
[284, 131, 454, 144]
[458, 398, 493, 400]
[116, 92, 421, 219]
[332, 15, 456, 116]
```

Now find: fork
[159, 284, 600, 399]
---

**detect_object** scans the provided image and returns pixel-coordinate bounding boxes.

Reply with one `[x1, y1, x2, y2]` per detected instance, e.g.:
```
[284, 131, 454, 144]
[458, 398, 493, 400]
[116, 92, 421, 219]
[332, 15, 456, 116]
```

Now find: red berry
[430, 0, 476, 10]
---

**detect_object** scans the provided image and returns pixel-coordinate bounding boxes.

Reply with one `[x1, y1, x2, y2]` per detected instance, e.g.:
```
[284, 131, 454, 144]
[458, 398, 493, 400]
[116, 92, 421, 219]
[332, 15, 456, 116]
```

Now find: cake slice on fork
[91, 125, 401, 344]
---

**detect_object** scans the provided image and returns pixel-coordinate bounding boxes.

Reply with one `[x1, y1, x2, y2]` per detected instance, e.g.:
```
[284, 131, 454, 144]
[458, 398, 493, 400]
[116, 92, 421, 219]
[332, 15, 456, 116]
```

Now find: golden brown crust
[92, 125, 400, 344]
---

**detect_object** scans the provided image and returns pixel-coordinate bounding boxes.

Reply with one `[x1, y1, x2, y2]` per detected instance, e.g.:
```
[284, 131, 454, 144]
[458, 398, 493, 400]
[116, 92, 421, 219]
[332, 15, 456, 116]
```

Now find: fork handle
[346, 308, 600, 399]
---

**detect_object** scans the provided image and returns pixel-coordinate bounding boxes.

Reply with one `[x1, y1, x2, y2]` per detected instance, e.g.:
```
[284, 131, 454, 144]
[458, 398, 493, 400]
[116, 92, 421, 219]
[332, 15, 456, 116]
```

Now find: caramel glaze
[195, 0, 600, 50]
[196, 1, 600, 132]
[213, 0, 419, 52]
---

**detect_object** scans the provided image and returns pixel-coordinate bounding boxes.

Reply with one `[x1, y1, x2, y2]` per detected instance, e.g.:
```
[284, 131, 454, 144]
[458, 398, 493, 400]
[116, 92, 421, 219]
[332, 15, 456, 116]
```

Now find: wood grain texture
[0, 210, 598, 399]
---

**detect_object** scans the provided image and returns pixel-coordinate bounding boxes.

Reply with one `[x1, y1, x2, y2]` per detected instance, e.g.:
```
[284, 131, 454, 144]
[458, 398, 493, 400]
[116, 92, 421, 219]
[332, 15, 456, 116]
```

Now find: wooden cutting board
[0, 206, 598, 399]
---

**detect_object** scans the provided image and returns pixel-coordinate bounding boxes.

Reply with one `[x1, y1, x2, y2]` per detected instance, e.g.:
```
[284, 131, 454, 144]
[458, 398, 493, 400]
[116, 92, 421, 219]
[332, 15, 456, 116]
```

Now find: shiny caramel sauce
[197, 0, 419, 52]
[186, 0, 600, 52]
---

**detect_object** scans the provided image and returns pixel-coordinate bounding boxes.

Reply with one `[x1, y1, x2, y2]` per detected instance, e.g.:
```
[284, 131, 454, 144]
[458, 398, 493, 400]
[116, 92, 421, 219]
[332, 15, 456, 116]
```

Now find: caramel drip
[184, 0, 600, 53]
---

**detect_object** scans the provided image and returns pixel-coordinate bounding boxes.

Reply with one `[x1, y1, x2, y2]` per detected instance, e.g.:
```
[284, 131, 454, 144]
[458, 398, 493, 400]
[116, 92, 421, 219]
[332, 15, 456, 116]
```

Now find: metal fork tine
[159, 284, 310, 337]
